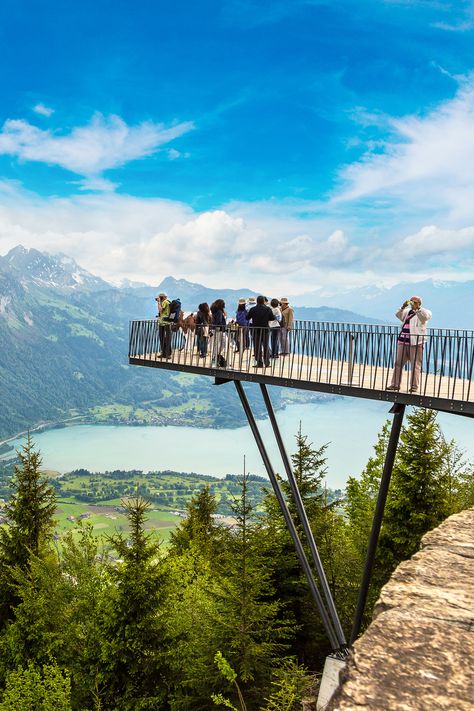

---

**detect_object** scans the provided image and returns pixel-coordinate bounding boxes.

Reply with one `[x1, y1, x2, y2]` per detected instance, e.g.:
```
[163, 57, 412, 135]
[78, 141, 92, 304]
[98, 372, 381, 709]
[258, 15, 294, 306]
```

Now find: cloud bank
[1, 77, 474, 293]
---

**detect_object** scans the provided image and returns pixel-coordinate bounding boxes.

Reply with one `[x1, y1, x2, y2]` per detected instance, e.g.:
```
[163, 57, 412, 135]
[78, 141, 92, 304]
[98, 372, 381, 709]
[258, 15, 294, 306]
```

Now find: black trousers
[159, 324, 172, 357]
[253, 329, 270, 365]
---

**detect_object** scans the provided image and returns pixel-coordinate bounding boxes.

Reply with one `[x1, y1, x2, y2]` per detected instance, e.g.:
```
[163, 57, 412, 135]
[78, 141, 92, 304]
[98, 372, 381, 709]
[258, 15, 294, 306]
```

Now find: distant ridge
[294, 279, 474, 329]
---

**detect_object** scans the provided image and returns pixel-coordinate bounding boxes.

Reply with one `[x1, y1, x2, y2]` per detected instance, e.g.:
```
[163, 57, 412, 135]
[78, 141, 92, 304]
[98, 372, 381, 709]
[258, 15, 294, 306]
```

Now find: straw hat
[238, 297, 246, 305]
[280, 297, 289, 304]
[158, 292, 167, 298]
[247, 296, 257, 304]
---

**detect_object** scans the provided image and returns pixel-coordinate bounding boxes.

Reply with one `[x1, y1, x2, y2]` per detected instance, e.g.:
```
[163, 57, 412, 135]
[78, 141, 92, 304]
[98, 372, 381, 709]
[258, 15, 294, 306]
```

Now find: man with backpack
[156, 292, 172, 358]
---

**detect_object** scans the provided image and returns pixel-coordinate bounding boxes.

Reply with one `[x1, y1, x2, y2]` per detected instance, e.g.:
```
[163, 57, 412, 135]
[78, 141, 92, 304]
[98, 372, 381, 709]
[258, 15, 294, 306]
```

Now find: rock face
[329, 508, 474, 710]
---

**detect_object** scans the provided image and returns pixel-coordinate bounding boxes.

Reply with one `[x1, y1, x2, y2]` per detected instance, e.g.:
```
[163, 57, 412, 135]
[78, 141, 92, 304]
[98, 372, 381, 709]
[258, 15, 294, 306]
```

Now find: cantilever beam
[233, 380, 344, 653]
[350, 403, 406, 643]
[259, 383, 347, 649]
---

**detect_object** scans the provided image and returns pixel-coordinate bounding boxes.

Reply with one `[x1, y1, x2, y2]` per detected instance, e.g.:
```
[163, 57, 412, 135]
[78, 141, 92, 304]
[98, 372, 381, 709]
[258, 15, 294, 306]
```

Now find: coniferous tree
[345, 421, 391, 561]
[58, 522, 108, 711]
[0, 663, 72, 711]
[261, 428, 351, 665]
[0, 554, 69, 681]
[0, 436, 56, 626]
[99, 494, 168, 710]
[213, 473, 292, 708]
[169, 485, 222, 561]
[286, 425, 327, 524]
[378, 408, 451, 575]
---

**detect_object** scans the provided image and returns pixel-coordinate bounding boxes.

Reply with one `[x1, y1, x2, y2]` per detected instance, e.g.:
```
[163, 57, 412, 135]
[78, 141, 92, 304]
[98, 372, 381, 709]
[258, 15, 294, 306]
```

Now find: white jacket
[395, 306, 432, 345]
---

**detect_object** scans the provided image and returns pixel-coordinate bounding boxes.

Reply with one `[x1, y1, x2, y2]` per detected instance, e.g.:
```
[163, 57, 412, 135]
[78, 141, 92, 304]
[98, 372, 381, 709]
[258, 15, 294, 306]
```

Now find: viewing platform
[129, 320, 474, 416]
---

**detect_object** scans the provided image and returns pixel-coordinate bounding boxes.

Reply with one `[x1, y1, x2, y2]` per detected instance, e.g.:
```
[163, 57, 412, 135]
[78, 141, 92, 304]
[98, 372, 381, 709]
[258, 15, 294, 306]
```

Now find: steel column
[350, 403, 406, 644]
[233, 380, 341, 652]
[260, 383, 347, 649]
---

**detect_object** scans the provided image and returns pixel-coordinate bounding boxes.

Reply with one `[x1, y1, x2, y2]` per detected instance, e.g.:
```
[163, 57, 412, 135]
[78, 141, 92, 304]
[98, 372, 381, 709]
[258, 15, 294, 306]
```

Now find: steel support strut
[350, 403, 406, 644]
[260, 383, 347, 649]
[233, 381, 341, 651]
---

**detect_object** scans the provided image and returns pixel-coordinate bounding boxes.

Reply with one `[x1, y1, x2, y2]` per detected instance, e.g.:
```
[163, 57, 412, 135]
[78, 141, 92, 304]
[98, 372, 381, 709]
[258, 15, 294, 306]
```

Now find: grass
[55, 499, 181, 543]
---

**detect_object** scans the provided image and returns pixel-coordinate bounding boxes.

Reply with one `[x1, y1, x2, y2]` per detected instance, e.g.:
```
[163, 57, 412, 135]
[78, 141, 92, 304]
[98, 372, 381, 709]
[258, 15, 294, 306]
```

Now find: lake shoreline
[0, 392, 338, 454]
[3, 400, 472, 489]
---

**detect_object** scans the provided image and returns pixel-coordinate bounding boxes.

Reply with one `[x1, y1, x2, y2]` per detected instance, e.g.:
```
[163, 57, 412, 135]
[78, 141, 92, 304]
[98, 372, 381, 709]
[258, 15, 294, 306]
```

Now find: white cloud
[398, 225, 474, 257]
[0, 183, 371, 293]
[336, 75, 474, 222]
[0, 113, 194, 191]
[33, 103, 55, 117]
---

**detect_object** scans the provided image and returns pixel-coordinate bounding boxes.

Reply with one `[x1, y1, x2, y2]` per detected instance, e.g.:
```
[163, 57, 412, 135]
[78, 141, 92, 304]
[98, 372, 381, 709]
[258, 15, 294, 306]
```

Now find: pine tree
[0, 663, 72, 711]
[345, 421, 391, 560]
[286, 425, 327, 524]
[213, 473, 292, 708]
[262, 428, 352, 665]
[0, 435, 56, 625]
[169, 485, 222, 561]
[0, 554, 69, 679]
[379, 408, 452, 575]
[99, 493, 168, 710]
[59, 522, 108, 711]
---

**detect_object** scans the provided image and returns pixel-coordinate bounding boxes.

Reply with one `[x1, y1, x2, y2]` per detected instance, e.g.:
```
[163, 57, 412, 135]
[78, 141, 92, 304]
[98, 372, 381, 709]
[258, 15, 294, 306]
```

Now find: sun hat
[158, 292, 167, 298]
[280, 297, 289, 304]
[247, 296, 257, 304]
[238, 297, 246, 304]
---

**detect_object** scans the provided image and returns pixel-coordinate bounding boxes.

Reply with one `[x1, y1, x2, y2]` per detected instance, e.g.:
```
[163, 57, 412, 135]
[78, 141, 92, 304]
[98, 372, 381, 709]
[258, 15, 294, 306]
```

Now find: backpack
[166, 298, 181, 331]
[236, 309, 248, 327]
[168, 299, 181, 323]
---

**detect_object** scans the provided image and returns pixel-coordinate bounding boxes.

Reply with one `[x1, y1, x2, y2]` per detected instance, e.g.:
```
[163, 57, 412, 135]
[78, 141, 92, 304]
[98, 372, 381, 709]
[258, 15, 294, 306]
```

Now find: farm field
[54, 499, 180, 543]
[43, 467, 269, 545]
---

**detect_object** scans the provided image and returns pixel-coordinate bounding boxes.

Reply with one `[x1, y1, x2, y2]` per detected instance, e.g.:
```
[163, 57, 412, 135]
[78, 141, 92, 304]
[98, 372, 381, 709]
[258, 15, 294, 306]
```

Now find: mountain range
[1, 244, 470, 441]
[0, 246, 373, 441]
[295, 280, 474, 329]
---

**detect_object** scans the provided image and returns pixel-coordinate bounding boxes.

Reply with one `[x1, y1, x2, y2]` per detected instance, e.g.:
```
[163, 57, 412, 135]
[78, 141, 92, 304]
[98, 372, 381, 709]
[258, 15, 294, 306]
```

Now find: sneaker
[409, 387, 418, 393]
[386, 385, 399, 391]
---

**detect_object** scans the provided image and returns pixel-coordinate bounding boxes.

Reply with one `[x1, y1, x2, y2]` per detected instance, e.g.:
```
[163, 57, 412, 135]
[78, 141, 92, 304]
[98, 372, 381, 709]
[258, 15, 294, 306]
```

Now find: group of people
[155, 292, 294, 367]
[155, 290, 433, 391]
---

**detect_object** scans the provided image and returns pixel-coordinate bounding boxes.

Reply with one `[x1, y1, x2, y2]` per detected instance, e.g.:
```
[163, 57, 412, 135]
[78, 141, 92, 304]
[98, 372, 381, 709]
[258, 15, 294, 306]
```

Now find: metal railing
[129, 320, 474, 405]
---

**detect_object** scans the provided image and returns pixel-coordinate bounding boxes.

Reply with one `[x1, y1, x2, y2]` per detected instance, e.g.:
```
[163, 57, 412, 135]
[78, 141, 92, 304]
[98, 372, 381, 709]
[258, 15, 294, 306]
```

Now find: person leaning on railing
[387, 295, 432, 393]
[156, 291, 172, 359]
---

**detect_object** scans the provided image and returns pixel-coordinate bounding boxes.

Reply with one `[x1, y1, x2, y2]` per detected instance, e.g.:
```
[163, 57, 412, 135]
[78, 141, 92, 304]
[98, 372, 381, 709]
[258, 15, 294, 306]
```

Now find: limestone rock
[329, 508, 474, 710]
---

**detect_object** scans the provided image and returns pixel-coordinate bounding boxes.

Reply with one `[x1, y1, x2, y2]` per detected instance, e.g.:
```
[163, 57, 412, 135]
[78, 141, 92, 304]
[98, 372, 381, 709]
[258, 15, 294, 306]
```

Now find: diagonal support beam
[260, 383, 347, 649]
[233, 380, 341, 652]
[350, 403, 406, 644]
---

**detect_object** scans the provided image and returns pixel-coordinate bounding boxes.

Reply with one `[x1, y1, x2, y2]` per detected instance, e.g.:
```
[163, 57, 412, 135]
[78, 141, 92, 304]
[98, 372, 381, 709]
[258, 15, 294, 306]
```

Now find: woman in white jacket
[387, 296, 432, 392]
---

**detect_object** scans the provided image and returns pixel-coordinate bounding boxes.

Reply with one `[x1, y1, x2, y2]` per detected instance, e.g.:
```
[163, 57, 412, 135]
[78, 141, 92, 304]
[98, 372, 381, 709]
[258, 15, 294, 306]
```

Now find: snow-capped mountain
[1, 245, 110, 292]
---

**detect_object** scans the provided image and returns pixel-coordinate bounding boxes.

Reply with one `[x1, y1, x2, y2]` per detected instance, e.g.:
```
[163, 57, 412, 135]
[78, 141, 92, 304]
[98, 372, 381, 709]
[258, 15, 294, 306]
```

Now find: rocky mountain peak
[3, 245, 110, 292]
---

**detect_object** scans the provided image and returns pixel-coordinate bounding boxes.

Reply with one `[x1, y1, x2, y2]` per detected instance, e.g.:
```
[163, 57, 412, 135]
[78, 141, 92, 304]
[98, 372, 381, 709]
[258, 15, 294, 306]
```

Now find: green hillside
[0, 246, 324, 439]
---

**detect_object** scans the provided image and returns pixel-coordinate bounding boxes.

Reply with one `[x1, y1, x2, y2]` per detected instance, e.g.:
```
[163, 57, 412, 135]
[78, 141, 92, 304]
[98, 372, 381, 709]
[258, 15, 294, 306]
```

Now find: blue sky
[1, 0, 474, 294]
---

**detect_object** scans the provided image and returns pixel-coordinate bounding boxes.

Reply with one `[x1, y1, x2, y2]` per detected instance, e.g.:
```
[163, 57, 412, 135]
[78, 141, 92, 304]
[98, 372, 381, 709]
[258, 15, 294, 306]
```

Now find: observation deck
[129, 320, 474, 417]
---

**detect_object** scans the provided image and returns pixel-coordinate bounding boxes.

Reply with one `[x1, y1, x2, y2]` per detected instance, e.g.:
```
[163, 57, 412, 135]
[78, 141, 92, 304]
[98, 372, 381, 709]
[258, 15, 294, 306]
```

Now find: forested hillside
[0, 412, 472, 709]
[0, 246, 375, 440]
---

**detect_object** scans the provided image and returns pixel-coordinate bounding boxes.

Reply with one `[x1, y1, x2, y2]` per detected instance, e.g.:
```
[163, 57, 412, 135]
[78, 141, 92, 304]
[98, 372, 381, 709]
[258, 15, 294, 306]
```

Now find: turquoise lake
[4, 398, 473, 489]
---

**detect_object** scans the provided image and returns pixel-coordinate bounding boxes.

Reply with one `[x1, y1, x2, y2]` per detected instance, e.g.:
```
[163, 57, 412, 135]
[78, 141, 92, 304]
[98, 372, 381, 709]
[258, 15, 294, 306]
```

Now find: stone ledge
[329, 508, 474, 710]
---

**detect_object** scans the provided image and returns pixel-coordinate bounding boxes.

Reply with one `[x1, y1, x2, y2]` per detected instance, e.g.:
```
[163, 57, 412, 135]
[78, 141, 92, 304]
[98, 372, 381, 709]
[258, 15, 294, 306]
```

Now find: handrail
[130, 318, 474, 338]
[129, 319, 474, 407]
